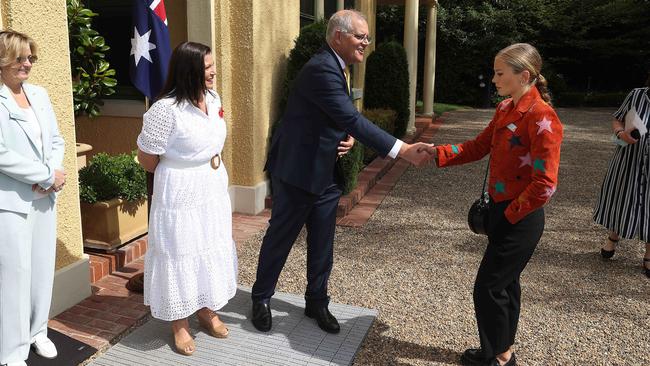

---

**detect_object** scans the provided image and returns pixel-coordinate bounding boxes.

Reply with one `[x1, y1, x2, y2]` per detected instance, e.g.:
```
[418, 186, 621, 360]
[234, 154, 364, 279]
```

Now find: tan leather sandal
[198, 309, 229, 338]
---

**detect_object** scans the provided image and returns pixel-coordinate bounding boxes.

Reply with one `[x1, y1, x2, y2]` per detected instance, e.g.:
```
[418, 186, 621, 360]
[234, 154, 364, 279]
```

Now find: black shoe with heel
[600, 236, 618, 259]
[460, 348, 486, 365]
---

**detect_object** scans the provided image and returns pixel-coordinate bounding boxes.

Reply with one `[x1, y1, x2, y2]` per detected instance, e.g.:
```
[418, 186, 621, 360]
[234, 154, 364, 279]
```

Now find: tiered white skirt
[144, 161, 237, 321]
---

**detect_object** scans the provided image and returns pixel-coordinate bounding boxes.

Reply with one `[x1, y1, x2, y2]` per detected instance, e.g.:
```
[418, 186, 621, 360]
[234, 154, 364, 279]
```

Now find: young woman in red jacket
[432, 43, 563, 366]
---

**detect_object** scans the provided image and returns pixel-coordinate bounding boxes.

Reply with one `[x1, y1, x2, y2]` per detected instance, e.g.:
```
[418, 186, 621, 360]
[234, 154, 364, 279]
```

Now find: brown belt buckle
[210, 154, 221, 170]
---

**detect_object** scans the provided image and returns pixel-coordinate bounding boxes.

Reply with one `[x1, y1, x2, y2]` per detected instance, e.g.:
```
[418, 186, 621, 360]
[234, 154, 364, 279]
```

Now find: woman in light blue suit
[0, 30, 65, 366]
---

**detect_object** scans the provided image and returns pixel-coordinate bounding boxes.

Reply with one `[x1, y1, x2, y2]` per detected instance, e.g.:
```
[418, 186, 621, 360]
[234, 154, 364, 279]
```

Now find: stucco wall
[215, 0, 299, 187]
[75, 115, 142, 160]
[2, 0, 84, 270]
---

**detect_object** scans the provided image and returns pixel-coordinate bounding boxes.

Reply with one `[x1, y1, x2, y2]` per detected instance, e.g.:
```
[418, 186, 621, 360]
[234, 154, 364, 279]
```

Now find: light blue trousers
[0, 197, 56, 364]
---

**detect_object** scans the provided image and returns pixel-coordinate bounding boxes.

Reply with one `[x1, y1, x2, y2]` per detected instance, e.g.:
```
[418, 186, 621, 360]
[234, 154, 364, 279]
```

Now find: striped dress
[594, 87, 650, 242]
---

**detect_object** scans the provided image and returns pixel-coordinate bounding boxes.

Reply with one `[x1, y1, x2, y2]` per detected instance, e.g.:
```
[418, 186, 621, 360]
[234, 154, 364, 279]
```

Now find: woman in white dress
[136, 41, 237, 356]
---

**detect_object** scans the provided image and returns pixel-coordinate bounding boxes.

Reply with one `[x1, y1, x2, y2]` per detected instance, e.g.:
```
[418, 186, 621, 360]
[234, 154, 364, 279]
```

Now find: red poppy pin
[219, 107, 224, 119]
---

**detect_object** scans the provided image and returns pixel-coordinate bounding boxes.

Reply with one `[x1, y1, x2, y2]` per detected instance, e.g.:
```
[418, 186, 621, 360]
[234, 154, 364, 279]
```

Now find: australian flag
[130, 0, 171, 100]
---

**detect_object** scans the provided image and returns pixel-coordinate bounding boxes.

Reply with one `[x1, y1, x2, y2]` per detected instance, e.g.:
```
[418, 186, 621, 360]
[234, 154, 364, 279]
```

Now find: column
[403, 0, 418, 131]
[422, 2, 438, 116]
[315, 0, 325, 20]
[353, 0, 376, 110]
[337, 0, 344, 11]
[187, 0, 214, 50]
[217, 0, 300, 214]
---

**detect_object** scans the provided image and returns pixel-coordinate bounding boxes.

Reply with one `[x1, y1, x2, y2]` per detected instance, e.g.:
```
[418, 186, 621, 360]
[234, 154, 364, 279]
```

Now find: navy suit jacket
[266, 46, 396, 195]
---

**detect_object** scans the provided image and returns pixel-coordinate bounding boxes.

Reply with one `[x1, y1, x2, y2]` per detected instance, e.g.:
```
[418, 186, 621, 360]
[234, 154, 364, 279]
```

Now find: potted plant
[78, 152, 147, 251]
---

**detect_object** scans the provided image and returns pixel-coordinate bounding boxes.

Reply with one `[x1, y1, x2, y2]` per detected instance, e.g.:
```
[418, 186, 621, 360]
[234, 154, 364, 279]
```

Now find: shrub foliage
[79, 152, 146, 204]
[67, 0, 117, 117]
[363, 41, 409, 138]
[360, 108, 397, 164]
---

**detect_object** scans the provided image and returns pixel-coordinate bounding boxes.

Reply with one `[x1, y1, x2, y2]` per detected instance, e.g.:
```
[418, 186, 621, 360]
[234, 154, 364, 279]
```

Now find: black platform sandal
[644, 258, 650, 278]
[600, 236, 618, 259]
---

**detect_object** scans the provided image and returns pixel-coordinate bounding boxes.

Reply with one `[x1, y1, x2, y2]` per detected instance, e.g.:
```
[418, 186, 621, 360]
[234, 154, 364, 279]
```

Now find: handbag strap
[480, 155, 491, 195]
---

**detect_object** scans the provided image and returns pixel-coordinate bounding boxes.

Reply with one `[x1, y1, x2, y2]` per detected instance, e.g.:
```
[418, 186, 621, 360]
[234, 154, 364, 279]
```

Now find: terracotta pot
[75, 142, 93, 170]
[81, 198, 148, 251]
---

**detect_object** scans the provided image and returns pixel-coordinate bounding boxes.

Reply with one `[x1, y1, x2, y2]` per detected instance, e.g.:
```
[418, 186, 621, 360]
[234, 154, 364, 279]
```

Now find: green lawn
[433, 103, 466, 116]
[416, 101, 467, 116]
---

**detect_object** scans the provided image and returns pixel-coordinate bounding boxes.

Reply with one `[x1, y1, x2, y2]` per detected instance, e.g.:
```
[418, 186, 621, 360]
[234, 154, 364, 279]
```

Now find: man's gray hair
[326, 10, 367, 42]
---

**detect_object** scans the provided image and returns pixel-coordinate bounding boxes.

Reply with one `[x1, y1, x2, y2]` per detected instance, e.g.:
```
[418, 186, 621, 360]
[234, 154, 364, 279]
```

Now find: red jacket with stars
[435, 86, 563, 224]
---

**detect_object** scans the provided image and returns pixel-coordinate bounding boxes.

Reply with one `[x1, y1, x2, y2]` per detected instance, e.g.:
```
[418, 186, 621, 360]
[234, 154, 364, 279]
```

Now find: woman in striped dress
[593, 73, 650, 278]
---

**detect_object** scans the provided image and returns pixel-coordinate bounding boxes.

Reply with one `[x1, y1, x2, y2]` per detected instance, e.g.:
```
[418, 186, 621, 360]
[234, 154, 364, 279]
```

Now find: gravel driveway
[238, 108, 650, 365]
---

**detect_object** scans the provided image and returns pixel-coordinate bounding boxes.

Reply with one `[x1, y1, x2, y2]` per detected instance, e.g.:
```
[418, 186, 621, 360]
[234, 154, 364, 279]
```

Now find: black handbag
[468, 156, 490, 235]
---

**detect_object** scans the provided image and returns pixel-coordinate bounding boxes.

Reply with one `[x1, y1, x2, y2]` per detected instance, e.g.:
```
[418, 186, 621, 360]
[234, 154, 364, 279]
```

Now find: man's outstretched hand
[398, 142, 436, 167]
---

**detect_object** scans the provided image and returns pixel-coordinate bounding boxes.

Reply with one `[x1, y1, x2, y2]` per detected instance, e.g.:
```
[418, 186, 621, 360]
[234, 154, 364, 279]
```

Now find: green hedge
[338, 142, 364, 195]
[79, 152, 146, 204]
[361, 108, 397, 164]
[363, 41, 409, 138]
[274, 20, 327, 137]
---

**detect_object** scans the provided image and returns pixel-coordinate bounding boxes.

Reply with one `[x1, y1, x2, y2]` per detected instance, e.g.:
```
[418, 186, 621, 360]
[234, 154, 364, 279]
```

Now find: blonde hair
[0, 30, 38, 69]
[496, 43, 551, 104]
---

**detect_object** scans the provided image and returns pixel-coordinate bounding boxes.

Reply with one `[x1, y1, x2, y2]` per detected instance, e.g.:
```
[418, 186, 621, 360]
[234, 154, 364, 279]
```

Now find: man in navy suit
[251, 9, 434, 333]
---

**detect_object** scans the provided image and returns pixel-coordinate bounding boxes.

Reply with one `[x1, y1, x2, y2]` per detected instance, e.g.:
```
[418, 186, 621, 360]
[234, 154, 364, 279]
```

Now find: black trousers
[473, 198, 544, 358]
[251, 176, 342, 307]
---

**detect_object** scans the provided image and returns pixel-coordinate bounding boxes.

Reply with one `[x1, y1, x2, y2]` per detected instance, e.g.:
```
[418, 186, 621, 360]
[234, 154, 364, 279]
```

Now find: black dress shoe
[304, 306, 340, 333]
[460, 348, 486, 365]
[251, 301, 272, 332]
[484, 353, 516, 366]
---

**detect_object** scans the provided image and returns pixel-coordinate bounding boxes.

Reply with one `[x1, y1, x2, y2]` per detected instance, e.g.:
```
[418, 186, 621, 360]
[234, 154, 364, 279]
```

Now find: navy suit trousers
[252, 175, 342, 307]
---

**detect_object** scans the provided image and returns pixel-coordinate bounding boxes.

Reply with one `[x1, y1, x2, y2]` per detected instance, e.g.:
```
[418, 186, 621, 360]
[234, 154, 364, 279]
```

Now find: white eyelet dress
[137, 91, 237, 321]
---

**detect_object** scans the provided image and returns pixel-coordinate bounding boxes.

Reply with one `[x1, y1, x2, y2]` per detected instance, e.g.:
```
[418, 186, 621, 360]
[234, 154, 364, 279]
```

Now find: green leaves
[78, 152, 147, 203]
[67, 0, 117, 117]
[364, 41, 409, 138]
[428, 0, 650, 105]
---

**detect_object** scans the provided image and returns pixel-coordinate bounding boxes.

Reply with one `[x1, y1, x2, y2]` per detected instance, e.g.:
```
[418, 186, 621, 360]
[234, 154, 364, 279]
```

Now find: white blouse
[137, 91, 226, 163]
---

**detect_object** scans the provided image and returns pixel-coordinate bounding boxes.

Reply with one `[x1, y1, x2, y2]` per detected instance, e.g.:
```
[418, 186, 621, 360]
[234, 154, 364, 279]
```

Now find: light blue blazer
[0, 82, 64, 214]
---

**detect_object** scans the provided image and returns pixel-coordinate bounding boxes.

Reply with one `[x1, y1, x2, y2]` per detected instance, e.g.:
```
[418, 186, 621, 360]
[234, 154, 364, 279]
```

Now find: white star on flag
[519, 152, 532, 168]
[542, 185, 556, 198]
[131, 27, 157, 67]
[536, 116, 553, 135]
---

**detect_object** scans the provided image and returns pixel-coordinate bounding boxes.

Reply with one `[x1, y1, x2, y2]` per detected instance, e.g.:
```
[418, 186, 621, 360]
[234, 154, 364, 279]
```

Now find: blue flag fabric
[130, 0, 171, 100]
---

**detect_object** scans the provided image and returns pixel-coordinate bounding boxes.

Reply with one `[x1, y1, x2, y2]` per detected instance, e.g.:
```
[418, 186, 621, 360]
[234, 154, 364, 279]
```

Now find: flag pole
[126, 0, 171, 293]
[145, 96, 153, 220]
[128, 96, 154, 292]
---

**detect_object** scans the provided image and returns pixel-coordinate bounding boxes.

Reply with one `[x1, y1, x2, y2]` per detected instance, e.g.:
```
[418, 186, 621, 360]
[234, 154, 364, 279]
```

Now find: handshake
[398, 142, 436, 167]
[336, 136, 435, 167]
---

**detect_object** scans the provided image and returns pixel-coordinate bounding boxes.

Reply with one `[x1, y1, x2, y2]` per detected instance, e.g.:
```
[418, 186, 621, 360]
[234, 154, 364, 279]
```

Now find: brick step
[87, 237, 148, 283]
